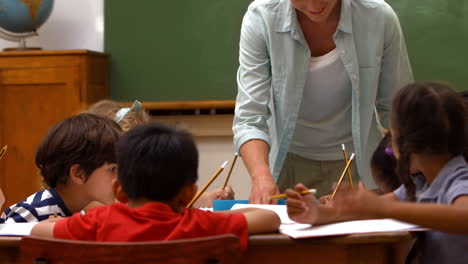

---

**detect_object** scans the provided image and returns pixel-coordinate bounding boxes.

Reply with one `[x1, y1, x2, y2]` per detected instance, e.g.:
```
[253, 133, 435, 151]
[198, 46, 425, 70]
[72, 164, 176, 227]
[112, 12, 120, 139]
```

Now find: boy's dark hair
[371, 133, 400, 192]
[35, 113, 122, 188]
[116, 122, 199, 201]
[391, 82, 467, 200]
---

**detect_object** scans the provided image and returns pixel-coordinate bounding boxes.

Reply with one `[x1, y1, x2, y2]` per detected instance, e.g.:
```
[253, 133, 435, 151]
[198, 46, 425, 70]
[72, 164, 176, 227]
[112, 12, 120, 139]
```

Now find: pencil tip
[349, 153, 355, 160]
[341, 144, 345, 150]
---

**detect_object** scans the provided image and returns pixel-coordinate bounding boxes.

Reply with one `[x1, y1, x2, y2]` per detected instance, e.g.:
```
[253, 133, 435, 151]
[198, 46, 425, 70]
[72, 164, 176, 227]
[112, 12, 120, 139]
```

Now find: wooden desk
[0, 237, 21, 264]
[0, 232, 413, 264]
[247, 232, 413, 264]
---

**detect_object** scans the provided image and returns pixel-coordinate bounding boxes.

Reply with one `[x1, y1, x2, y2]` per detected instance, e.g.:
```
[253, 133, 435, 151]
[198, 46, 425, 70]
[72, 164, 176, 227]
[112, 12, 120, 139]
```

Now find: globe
[0, 0, 54, 50]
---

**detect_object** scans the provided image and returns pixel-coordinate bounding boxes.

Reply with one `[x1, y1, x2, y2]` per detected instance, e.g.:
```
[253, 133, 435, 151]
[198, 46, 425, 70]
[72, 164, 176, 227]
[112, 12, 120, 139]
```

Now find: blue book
[213, 200, 286, 211]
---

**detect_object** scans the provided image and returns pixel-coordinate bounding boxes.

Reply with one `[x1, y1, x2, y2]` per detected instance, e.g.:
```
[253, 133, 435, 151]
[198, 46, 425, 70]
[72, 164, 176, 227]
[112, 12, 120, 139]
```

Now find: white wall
[196, 137, 251, 200]
[0, 0, 104, 51]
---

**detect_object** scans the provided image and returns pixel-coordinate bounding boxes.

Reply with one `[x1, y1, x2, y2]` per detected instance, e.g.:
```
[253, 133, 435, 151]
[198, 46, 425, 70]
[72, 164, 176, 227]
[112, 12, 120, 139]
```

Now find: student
[285, 82, 468, 264]
[0, 114, 121, 223]
[85, 100, 150, 132]
[370, 133, 400, 194]
[31, 122, 280, 249]
[86, 99, 235, 207]
[320, 133, 401, 204]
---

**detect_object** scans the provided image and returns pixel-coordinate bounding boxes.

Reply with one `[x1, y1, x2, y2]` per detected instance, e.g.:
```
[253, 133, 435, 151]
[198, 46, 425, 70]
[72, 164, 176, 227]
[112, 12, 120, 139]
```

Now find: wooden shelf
[154, 114, 234, 137]
[0, 49, 109, 57]
[122, 100, 235, 110]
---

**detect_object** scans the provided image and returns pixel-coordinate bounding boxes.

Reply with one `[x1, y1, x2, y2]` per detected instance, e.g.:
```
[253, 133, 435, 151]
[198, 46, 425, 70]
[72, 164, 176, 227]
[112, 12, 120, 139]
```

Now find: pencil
[269, 188, 317, 199]
[341, 144, 354, 187]
[0, 145, 7, 160]
[186, 160, 229, 208]
[222, 153, 237, 189]
[331, 153, 355, 199]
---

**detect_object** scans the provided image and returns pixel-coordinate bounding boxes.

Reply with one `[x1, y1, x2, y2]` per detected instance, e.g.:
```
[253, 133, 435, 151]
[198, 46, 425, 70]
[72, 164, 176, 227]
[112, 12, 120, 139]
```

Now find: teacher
[233, 0, 413, 203]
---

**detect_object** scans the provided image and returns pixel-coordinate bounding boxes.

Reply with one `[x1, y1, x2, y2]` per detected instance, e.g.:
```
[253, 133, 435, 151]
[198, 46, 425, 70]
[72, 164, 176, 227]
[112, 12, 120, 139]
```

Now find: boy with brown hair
[0, 114, 122, 223]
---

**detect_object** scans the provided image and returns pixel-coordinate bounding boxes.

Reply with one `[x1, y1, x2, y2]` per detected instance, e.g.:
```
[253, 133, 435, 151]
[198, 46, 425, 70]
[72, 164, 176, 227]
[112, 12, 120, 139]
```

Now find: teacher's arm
[240, 140, 279, 204]
[376, 4, 414, 128]
[233, 6, 279, 204]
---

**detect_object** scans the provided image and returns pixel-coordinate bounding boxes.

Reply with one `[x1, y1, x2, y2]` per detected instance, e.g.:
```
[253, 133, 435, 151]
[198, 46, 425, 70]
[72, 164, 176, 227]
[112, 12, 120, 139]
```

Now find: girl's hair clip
[115, 100, 142, 123]
[385, 147, 393, 156]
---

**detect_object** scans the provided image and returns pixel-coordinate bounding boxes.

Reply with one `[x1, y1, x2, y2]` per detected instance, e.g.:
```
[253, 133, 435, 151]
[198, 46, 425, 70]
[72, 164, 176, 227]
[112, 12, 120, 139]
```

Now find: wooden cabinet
[0, 50, 109, 210]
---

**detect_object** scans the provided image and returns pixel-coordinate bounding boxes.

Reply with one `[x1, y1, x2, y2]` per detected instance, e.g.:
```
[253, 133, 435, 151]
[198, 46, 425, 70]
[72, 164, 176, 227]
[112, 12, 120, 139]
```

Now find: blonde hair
[85, 100, 150, 132]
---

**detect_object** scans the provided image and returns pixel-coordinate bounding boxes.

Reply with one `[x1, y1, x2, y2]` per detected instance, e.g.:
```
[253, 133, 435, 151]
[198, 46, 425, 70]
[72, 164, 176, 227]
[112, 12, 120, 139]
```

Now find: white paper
[231, 204, 296, 224]
[230, 204, 426, 239]
[196, 207, 214, 212]
[280, 219, 425, 239]
[0, 223, 38, 236]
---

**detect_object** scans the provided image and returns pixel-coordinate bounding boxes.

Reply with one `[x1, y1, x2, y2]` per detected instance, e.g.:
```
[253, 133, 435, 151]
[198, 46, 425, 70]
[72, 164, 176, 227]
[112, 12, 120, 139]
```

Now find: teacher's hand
[249, 176, 279, 204]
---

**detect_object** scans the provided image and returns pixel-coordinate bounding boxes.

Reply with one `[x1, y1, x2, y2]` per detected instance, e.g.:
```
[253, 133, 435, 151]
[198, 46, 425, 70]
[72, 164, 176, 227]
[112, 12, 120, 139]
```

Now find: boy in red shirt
[31, 122, 280, 249]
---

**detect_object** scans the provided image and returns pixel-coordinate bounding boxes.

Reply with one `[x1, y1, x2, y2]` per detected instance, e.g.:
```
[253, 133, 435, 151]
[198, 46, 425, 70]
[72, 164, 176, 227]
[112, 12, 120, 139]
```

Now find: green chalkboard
[105, 0, 252, 102]
[105, 0, 468, 102]
[388, 0, 468, 91]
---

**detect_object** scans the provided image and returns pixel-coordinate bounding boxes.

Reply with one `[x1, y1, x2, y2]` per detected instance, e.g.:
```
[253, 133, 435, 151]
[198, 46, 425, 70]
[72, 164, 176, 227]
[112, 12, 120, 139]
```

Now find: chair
[19, 235, 243, 264]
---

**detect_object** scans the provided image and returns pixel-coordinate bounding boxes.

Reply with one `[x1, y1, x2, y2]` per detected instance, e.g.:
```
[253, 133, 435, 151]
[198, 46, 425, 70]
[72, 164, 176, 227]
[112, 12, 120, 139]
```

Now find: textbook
[230, 204, 426, 239]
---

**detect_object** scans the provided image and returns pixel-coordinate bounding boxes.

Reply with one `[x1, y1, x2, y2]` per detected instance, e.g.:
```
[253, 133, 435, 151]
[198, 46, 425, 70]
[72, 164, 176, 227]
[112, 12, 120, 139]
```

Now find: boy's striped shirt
[0, 189, 72, 223]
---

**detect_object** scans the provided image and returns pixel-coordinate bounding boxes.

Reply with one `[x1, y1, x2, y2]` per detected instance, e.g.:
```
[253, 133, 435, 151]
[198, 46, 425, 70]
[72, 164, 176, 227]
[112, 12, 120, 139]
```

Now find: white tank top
[289, 48, 354, 160]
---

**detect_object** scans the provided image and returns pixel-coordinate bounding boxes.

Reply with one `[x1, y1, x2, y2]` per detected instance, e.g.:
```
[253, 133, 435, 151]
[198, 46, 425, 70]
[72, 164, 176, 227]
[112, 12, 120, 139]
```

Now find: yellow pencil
[186, 160, 228, 208]
[331, 153, 355, 199]
[0, 145, 7, 160]
[222, 153, 238, 189]
[269, 188, 317, 199]
[341, 144, 353, 187]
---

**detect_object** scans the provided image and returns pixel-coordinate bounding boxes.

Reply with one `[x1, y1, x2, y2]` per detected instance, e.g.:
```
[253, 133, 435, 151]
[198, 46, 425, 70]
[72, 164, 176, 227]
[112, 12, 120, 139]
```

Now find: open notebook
[231, 204, 426, 239]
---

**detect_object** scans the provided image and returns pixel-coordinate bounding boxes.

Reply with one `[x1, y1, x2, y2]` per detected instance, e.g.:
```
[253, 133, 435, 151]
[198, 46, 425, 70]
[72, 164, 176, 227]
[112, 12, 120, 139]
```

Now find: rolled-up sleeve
[376, 4, 413, 128]
[233, 6, 273, 154]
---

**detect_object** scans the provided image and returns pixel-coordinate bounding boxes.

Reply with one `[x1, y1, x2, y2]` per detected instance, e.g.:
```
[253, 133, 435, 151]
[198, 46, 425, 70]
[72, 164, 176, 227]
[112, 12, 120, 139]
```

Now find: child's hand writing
[286, 183, 319, 224]
[319, 194, 332, 206]
[332, 182, 384, 220]
[194, 186, 235, 208]
[213, 186, 235, 200]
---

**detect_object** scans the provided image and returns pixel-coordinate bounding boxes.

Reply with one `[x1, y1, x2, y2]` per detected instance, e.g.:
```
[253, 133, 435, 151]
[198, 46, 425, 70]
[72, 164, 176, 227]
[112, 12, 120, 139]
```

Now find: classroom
[0, 0, 467, 263]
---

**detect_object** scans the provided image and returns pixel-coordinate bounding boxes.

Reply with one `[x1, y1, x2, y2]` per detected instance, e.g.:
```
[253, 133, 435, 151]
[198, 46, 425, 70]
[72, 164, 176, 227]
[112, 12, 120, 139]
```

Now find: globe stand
[0, 29, 41, 51]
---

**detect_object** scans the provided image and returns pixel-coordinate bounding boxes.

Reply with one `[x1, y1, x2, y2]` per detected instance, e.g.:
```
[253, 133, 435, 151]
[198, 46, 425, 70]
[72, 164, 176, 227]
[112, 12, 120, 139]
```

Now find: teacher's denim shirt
[233, 0, 413, 186]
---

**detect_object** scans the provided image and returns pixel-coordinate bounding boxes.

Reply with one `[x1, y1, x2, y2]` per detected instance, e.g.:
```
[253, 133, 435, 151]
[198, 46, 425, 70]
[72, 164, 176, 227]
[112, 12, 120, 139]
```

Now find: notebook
[0, 223, 38, 236]
[230, 204, 426, 239]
